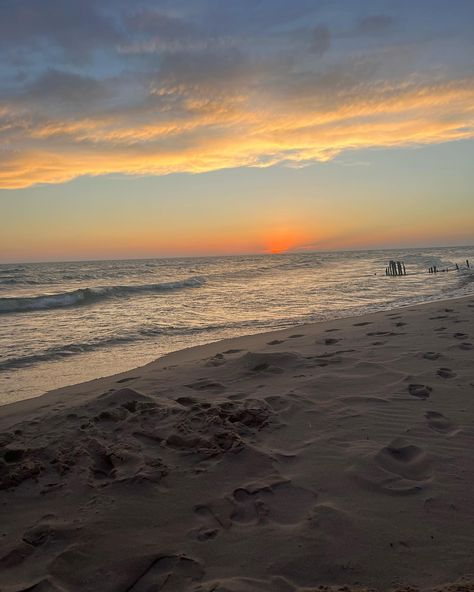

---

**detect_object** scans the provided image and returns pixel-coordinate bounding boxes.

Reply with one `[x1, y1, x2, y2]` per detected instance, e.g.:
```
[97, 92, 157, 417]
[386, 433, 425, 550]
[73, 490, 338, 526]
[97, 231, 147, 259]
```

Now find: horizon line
[1, 243, 473, 266]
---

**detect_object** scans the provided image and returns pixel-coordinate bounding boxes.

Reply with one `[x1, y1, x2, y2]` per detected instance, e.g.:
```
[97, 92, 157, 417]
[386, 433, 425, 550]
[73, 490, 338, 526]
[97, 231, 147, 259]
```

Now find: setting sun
[264, 228, 310, 254]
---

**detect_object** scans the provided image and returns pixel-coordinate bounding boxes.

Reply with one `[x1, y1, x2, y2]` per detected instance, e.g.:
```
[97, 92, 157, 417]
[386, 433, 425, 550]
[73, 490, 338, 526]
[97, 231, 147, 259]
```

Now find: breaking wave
[0, 276, 205, 314]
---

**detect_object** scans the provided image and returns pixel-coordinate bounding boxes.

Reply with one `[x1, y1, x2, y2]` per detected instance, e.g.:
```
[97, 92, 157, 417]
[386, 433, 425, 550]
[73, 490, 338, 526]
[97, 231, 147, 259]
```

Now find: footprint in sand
[315, 349, 354, 359]
[231, 481, 318, 526]
[288, 334, 305, 339]
[0, 516, 77, 579]
[240, 351, 298, 374]
[127, 555, 204, 591]
[192, 498, 234, 540]
[325, 328, 340, 332]
[353, 321, 372, 326]
[352, 438, 432, 495]
[22, 516, 75, 548]
[205, 353, 226, 367]
[423, 352, 441, 360]
[97, 388, 157, 414]
[454, 332, 469, 339]
[408, 384, 432, 399]
[458, 342, 473, 350]
[175, 396, 198, 407]
[324, 338, 340, 345]
[425, 411, 459, 435]
[367, 331, 395, 336]
[186, 379, 226, 391]
[267, 339, 285, 345]
[191, 481, 317, 540]
[375, 439, 432, 481]
[437, 367, 456, 379]
[227, 392, 248, 401]
[223, 349, 244, 354]
[0, 542, 35, 572]
[116, 376, 139, 384]
[264, 394, 293, 412]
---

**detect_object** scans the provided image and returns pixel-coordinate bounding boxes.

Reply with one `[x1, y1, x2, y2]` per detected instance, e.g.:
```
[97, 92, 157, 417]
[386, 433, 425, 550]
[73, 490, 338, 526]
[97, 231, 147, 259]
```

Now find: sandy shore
[1, 296, 474, 591]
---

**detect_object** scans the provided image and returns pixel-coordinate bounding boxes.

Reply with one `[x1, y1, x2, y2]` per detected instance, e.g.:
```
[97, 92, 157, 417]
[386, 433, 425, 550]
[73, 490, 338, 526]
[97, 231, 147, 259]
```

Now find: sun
[264, 228, 305, 254]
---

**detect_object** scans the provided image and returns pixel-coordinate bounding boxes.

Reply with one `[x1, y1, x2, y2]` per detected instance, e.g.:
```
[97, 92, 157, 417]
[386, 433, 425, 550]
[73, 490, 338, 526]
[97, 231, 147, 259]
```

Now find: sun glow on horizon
[263, 227, 313, 255]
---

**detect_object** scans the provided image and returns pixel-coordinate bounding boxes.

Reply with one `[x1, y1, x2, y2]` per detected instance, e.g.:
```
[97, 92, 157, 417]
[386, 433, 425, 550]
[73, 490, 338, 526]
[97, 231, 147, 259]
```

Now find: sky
[0, 0, 473, 262]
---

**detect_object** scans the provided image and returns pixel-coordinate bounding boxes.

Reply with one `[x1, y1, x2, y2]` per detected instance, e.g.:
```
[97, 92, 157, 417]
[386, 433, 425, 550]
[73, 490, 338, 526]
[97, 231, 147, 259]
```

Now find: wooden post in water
[386, 260, 407, 276]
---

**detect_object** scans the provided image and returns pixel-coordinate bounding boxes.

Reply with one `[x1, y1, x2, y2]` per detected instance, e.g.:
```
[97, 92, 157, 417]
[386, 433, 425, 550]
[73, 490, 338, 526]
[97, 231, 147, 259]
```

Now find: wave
[0, 335, 141, 371]
[3, 276, 474, 372]
[0, 314, 295, 371]
[0, 276, 205, 314]
[0, 267, 24, 274]
[457, 268, 474, 288]
[0, 277, 46, 286]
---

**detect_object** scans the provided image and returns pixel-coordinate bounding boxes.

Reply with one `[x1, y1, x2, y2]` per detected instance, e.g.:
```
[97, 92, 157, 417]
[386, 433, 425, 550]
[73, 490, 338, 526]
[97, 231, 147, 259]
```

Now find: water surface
[1, 247, 473, 404]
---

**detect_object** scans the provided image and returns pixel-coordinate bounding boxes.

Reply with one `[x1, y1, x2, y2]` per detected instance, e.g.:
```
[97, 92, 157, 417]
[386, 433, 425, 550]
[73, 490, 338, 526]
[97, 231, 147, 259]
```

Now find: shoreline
[1, 294, 474, 590]
[2, 290, 474, 410]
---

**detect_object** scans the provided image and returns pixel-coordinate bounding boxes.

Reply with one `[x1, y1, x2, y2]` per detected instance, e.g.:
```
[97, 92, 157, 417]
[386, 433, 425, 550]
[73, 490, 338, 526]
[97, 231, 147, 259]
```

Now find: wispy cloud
[356, 14, 394, 35]
[1, 0, 473, 189]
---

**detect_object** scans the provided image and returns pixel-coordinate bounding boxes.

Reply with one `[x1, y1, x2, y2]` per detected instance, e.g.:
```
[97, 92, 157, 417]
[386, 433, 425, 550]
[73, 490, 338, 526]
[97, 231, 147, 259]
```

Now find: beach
[1, 248, 473, 406]
[1, 295, 474, 591]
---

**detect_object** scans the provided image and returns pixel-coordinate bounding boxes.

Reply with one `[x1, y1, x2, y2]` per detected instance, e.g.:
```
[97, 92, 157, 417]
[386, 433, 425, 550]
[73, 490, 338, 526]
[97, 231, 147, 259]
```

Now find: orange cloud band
[1, 77, 473, 189]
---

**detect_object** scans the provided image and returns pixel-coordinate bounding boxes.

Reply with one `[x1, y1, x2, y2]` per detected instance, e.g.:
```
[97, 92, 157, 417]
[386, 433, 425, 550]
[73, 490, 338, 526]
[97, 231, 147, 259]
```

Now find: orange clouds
[1, 77, 473, 189]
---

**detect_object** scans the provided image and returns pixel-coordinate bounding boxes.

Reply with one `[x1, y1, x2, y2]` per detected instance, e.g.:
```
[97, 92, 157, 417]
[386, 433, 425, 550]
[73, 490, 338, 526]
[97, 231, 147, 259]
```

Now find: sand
[1, 296, 474, 592]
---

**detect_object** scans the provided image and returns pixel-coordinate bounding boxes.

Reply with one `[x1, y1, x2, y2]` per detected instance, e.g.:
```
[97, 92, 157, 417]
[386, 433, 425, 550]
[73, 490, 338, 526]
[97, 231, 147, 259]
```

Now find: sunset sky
[1, 0, 473, 262]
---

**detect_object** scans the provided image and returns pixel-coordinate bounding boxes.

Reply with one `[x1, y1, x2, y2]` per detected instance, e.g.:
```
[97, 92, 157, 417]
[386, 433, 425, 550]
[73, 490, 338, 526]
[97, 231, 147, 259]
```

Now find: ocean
[1, 246, 473, 405]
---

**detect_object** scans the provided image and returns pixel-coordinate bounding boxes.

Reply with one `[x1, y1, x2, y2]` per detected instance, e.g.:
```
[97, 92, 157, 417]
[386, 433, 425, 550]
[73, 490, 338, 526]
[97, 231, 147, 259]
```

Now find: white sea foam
[0, 276, 205, 313]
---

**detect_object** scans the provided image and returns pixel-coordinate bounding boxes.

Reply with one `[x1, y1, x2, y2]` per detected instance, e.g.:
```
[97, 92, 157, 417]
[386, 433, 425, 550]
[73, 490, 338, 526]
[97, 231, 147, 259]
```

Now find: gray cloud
[125, 9, 197, 41]
[309, 25, 331, 56]
[157, 46, 249, 88]
[356, 14, 394, 35]
[26, 70, 110, 105]
[0, 0, 122, 62]
[195, 0, 321, 34]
